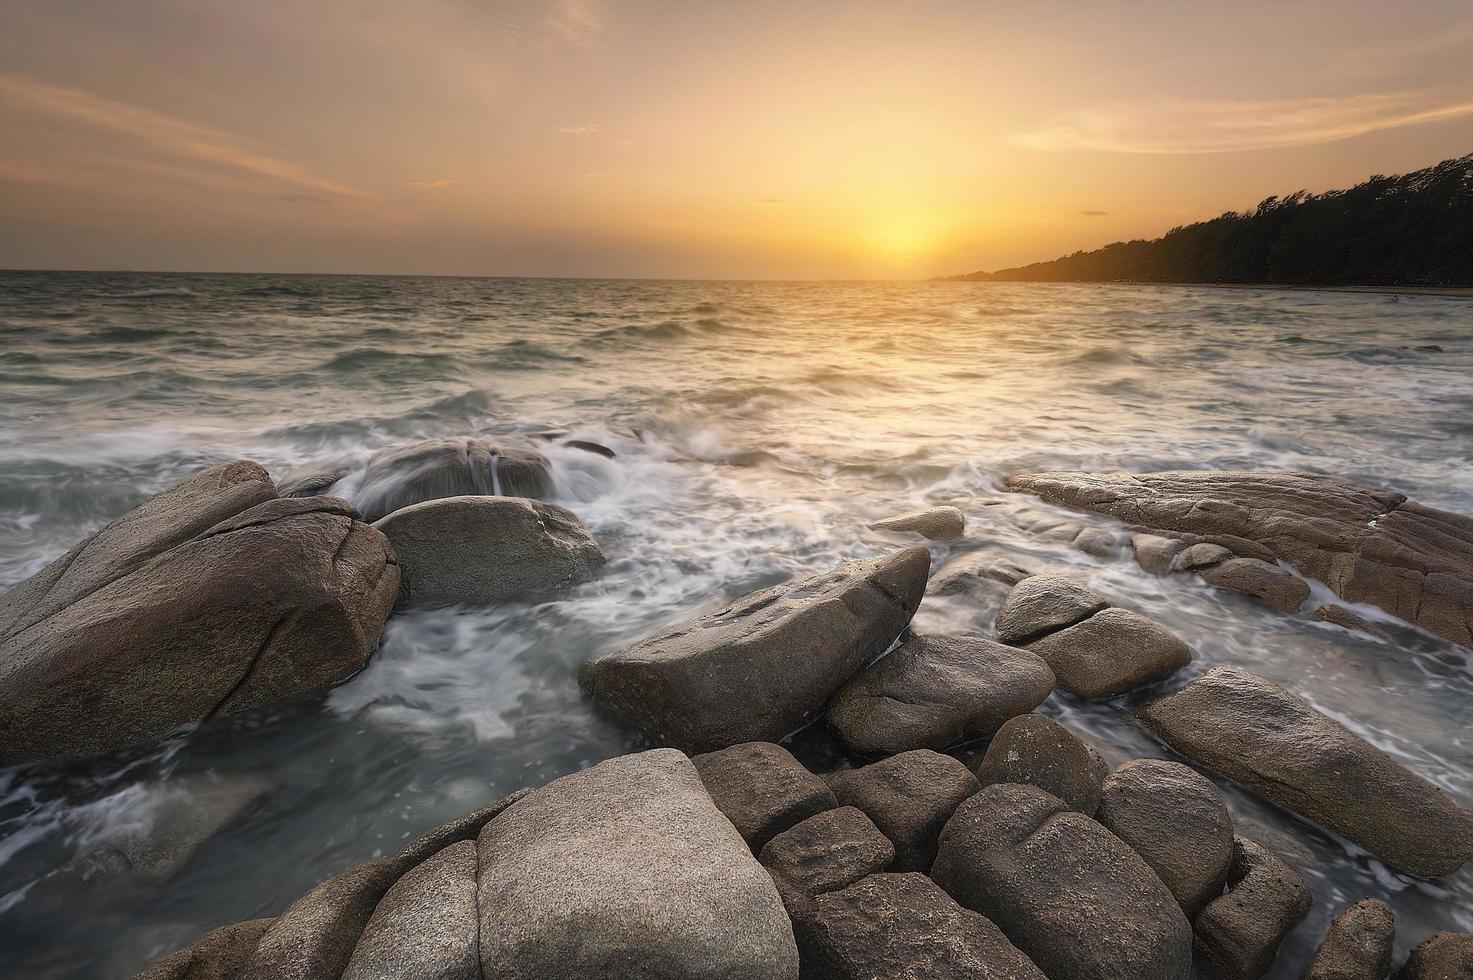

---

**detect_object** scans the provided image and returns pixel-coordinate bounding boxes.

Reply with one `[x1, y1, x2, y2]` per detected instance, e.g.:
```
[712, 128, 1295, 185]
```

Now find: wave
[110, 287, 201, 300]
[236, 284, 316, 298]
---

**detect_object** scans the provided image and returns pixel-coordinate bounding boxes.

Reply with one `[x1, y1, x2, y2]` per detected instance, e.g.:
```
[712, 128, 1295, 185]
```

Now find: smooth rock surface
[1023, 605, 1191, 699]
[1194, 837, 1312, 980]
[580, 548, 929, 753]
[826, 634, 1054, 755]
[870, 505, 966, 540]
[758, 806, 894, 896]
[1176, 542, 1234, 570]
[974, 713, 1109, 816]
[1303, 899, 1396, 980]
[826, 749, 979, 872]
[1132, 532, 1187, 574]
[993, 573, 1108, 645]
[476, 748, 799, 979]
[692, 741, 837, 851]
[354, 437, 552, 520]
[926, 552, 1030, 596]
[1139, 666, 1473, 877]
[342, 840, 478, 980]
[1393, 932, 1473, 980]
[1198, 556, 1311, 612]
[375, 495, 604, 609]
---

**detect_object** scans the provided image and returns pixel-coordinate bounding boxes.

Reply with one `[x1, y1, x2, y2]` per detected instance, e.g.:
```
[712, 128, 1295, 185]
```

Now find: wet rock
[692, 741, 837, 851]
[374, 495, 604, 609]
[342, 840, 479, 980]
[1132, 532, 1187, 574]
[1093, 759, 1233, 916]
[931, 782, 1192, 980]
[1393, 932, 1473, 979]
[1303, 899, 1395, 980]
[242, 859, 399, 979]
[1175, 542, 1234, 570]
[825, 749, 978, 872]
[1314, 604, 1393, 641]
[1139, 666, 1473, 877]
[1073, 526, 1121, 557]
[1006, 470, 1473, 648]
[974, 713, 1108, 816]
[130, 918, 275, 980]
[758, 806, 894, 895]
[927, 551, 1035, 596]
[354, 437, 552, 521]
[993, 573, 1109, 645]
[825, 634, 1054, 755]
[1194, 837, 1312, 980]
[0, 461, 399, 765]
[476, 748, 798, 978]
[276, 454, 357, 497]
[580, 548, 929, 753]
[564, 439, 616, 458]
[795, 872, 1047, 980]
[1198, 557, 1310, 612]
[870, 505, 966, 540]
[1022, 606, 1191, 699]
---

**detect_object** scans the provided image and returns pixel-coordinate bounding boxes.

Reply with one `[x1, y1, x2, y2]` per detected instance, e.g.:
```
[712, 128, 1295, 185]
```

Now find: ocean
[0, 270, 1470, 977]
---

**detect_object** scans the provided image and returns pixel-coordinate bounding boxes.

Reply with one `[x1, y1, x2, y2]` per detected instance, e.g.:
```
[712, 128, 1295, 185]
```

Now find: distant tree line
[959, 153, 1472, 286]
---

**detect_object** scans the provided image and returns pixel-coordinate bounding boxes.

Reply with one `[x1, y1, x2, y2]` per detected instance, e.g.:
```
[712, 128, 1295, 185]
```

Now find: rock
[1198, 556, 1310, 612]
[342, 840, 479, 980]
[0, 462, 399, 764]
[692, 741, 837, 851]
[476, 748, 798, 979]
[374, 495, 604, 609]
[1073, 527, 1121, 558]
[1132, 533, 1187, 574]
[1139, 666, 1473, 877]
[276, 455, 357, 498]
[242, 859, 399, 979]
[825, 749, 978, 872]
[795, 872, 1047, 980]
[354, 437, 552, 521]
[564, 439, 616, 458]
[1303, 899, 1396, 980]
[1093, 759, 1234, 916]
[1175, 542, 1234, 570]
[1005, 470, 1473, 648]
[974, 713, 1109, 816]
[993, 573, 1109, 645]
[758, 806, 894, 895]
[931, 782, 1193, 980]
[870, 505, 966, 540]
[1393, 933, 1473, 979]
[1022, 606, 1191, 699]
[1194, 836, 1312, 980]
[580, 548, 930, 753]
[1313, 604, 1392, 641]
[130, 918, 275, 980]
[927, 552, 1034, 596]
[388, 788, 531, 874]
[825, 634, 1054, 755]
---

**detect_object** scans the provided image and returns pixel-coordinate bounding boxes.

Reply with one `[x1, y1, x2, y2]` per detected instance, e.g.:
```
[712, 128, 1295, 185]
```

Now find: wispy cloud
[0, 73, 370, 199]
[402, 177, 457, 188]
[558, 124, 601, 135]
[1015, 92, 1473, 154]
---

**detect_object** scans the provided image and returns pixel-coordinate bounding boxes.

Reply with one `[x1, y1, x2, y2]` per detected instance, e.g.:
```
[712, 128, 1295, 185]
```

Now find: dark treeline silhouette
[959, 154, 1472, 286]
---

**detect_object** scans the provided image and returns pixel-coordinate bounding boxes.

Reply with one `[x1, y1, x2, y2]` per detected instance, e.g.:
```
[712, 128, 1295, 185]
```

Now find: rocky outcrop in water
[0, 460, 399, 765]
[1394, 932, 1473, 980]
[869, 505, 966, 540]
[580, 548, 930, 753]
[1007, 469, 1473, 647]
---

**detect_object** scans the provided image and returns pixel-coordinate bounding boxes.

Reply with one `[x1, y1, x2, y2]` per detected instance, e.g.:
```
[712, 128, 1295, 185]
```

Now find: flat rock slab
[826, 750, 979, 872]
[826, 634, 1054, 755]
[1006, 469, 1473, 647]
[1022, 606, 1190, 699]
[1303, 899, 1395, 980]
[581, 548, 929, 753]
[870, 505, 966, 540]
[1139, 666, 1473, 877]
[993, 574, 1108, 645]
[476, 748, 799, 979]
[974, 713, 1108, 816]
[758, 806, 894, 896]
[692, 741, 837, 851]
[1193, 837, 1311, 980]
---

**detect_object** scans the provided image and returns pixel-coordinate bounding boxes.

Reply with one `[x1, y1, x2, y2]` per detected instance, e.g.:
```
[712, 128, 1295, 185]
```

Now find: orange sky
[2, 1, 1471, 279]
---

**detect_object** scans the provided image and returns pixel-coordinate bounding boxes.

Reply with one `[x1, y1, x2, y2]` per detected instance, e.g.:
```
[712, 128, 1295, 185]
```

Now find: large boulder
[869, 505, 966, 540]
[1139, 666, 1473, 877]
[580, 548, 930, 753]
[931, 782, 1193, 980]
[825, 634, 1054, 755]
[374, 495, 604, 609]
[342, 841, 479, 980]
[993, 574, 1108, 645]
[974, 714, 1109, 816]
[1021, 606, 1191, 699]
[1303, 899, 1395, 980]
[692, 741, 837, 851]
[0, 461, 399, 765]
[1005, 470, 1473, 647]
[130, 918, 276, 980]
[353, 437, 552, 520]
[825, 749, 979, 872]
[1393, 933, 1473, 980]
[758, 806, 895, 896]
[476, 748, 798, 979]
[1193, 837, 1312, 980]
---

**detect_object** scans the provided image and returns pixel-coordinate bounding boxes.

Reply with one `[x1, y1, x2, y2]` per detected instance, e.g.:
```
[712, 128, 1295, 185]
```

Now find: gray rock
[476, 748, 799, 979]
[355, 437, 552, 520]
[1303, 899, 1395, 980]
[342, 840, 479, 980]
[580, 548, 929, 753]
[974, 713, 1109, 816]
[758, 806, 894, 895]
[795, 872, 1047, 980]
[1023, 606, 1191, 699]
[242, 859, 399, 980]
[870, 505, 966, 540]
[1139, 666, 1473, 877]
[1132, 533, 1187, 574]
[0, 462, 399, 764]
[1393, 932, 1473, 980]
[826, 634, 1054, 755]
[1194, 836, 1312, 980]
[993, 573, 1109, 645]
[931, 782, 1193, 980]
[1313, 604, 1392, 641]
[1198, 557, 1311, 612]
[1093, 759, 1234, 916]
[374, 495, 604, 609]
[826, 749, 978, 872]
[692, 741, 837, 851]
[129, 917, 275, 980]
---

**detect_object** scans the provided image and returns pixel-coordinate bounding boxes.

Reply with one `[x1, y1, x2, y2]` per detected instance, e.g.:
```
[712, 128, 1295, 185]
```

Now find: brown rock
[1303, 899, 1396, 980]
[1194, 837, 1312, 980]
[974, 713, 1108, 816]
[1132, 533, 1187, 574]
[826, 750, 978, 872]
[993, 573, 1109, 645]
[242, 859, 399, 980]
[1314, 604, 1393, 641]
[692, 741, 837, 851]
[1198, 556, 1311, 612]
[870, 505, 966, 540]
[129, 918, 274, 980]
[1023, 606, 1191, 699]
[354, 436, 552, 520]
[1393, 932, 1473, 980]
[758, 806, 894, 895]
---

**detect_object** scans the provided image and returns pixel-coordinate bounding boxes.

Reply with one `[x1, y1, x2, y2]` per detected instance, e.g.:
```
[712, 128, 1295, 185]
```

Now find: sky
[1, 0, 1471, 280]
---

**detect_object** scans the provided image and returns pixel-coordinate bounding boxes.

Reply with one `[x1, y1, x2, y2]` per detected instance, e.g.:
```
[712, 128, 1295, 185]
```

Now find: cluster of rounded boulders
[1303, 899, 1396, 980]
[827, 750, 980, 872]
[0, 460, 400, 765]
[869, 505, 967, 540]
[974, 713, 1109, 815]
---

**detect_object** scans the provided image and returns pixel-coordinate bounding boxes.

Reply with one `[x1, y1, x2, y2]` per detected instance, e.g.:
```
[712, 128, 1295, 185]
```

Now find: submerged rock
[354, 437, 552, 521]
[826, 749, 978, 872]
[580, 548, 929, 753]
[1193, 837, 1311, 980]
[928, 551, 1038, 595]
[692, 741, 837, 851]
[1197, 556, 1310, 612]
[1132, 532, 1187, 574]
[974, 713, 1109, 816]
[758, 806, 894, 896]
[0, 461, 399, 765]
[374, 495, 604, 609]
[1303, 899, 1395, 980]
[1313, 603, 1393, 641]
[1139, 666, 1473, 877]
[869, 505, 966, 540]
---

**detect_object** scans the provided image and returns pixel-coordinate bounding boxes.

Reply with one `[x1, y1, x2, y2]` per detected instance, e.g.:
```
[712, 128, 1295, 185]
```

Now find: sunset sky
[2, 0, 1471, 279]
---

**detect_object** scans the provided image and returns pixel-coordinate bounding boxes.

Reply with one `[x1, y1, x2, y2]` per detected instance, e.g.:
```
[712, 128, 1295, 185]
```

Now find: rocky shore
[1, 448, 1470, 978]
